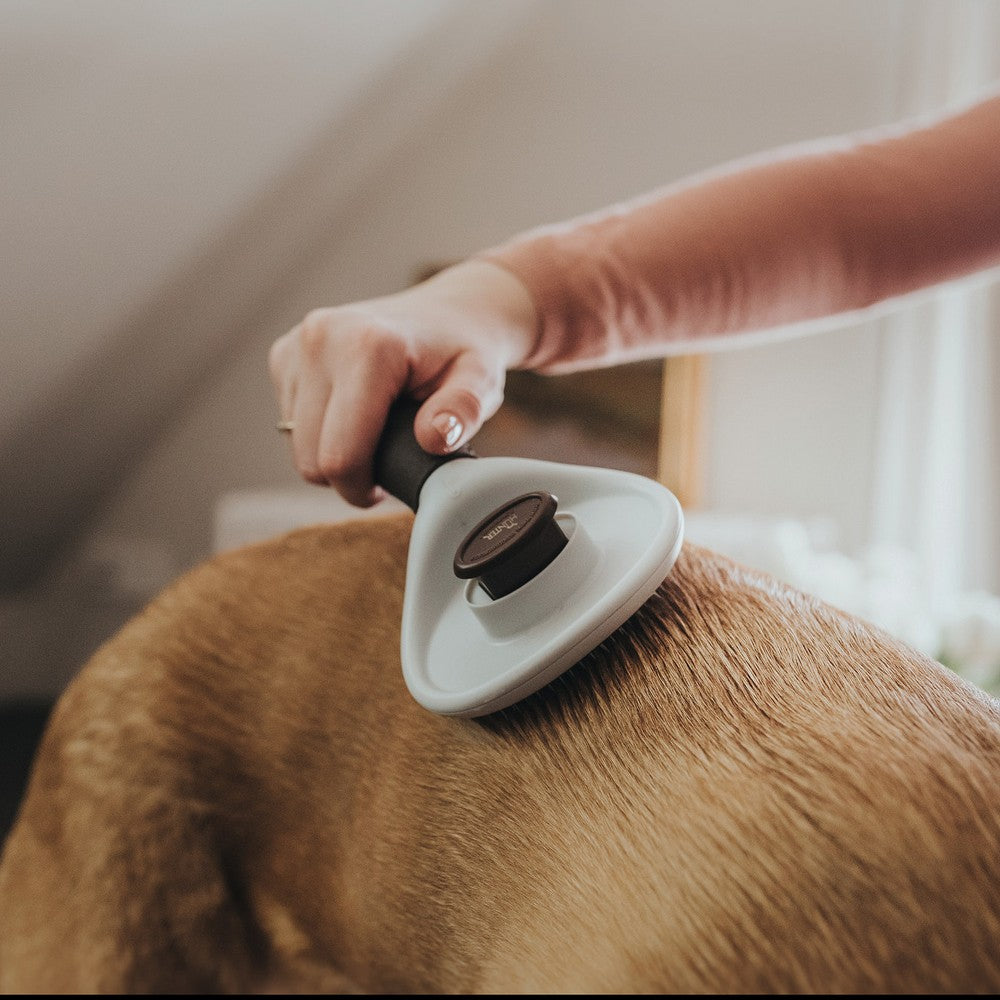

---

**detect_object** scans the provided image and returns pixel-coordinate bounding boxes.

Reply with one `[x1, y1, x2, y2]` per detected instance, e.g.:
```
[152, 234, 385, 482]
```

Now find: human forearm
[479, 91, 1000, 373]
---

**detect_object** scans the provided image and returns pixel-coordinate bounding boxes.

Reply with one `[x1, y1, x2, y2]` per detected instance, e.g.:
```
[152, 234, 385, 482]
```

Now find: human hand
[268, 259, 537, 507]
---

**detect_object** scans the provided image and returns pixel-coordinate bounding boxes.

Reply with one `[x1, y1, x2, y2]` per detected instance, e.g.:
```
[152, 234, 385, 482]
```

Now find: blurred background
[2, 0, 999, 756]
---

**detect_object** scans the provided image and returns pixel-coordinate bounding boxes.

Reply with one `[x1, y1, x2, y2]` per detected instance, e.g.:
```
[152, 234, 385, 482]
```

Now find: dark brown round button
[453, 491, 568, 600]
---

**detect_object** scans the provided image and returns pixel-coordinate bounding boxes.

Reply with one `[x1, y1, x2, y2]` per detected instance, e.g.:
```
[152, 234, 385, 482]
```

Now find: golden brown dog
[1, 511, 999, 993]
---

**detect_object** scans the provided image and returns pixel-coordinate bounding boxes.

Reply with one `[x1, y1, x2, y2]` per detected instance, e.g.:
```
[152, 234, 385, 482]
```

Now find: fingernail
[431, 412, 464, 450]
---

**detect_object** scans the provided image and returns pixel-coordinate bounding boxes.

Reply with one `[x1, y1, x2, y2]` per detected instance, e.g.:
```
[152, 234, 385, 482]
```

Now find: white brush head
[400, 455, 684, 717]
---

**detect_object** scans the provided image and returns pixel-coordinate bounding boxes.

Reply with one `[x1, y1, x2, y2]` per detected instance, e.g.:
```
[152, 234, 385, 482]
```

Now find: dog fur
[1, 511, 999, 993]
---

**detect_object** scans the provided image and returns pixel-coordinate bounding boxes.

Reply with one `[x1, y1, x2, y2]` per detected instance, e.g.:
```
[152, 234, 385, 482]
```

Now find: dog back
[1, 512, 998, 993]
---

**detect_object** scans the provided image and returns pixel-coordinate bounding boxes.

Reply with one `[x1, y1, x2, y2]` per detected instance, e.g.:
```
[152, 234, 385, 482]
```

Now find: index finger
[316, 337, 410, 507]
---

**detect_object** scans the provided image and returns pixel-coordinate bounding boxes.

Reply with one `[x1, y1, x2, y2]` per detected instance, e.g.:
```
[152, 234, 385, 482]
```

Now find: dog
[1, 511, 999, 993]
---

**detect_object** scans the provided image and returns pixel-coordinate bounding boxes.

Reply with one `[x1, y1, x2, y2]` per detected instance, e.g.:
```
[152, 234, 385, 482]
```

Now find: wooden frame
[657, 355, 706, 509]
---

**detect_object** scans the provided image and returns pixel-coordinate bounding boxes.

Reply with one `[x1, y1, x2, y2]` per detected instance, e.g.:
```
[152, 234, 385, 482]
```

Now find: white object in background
[937, 590, 1000, 694]
[212, 488, 407, 554]
[684, 511, 939, 659]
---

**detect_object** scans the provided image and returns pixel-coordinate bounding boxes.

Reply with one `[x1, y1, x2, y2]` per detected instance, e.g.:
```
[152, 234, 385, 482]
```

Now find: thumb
[413, 355, 503, 455]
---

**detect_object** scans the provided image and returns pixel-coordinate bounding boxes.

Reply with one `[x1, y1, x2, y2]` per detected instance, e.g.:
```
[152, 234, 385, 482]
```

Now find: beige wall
[100, 0, 904, 561]
[3, 0, 936, 697]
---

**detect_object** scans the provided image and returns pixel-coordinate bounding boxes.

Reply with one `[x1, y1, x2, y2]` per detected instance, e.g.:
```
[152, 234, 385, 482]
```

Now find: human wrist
[422, 258, 539, 369]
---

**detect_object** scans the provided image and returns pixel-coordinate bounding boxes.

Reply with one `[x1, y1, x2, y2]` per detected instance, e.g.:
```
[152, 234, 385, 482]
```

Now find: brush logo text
[482, 514, 519, 541]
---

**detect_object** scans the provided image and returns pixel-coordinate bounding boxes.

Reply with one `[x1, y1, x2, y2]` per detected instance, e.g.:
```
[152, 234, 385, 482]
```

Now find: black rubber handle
[372, 398, 476, 511]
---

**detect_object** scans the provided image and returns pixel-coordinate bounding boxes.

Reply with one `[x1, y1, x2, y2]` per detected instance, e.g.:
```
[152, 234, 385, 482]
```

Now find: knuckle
[316, 443, 372, 498]
[316, 448, 354, 484]
[343, 322, 399, 366]
[296, 308, 403, 372]
[267, 335, 290, 380]
[480, 381, 504, 414]
[298, 312, 332, 363]
[448, 386, 485, 424]
[299, 463, 328, 487]
[303, 307, 331, 329]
